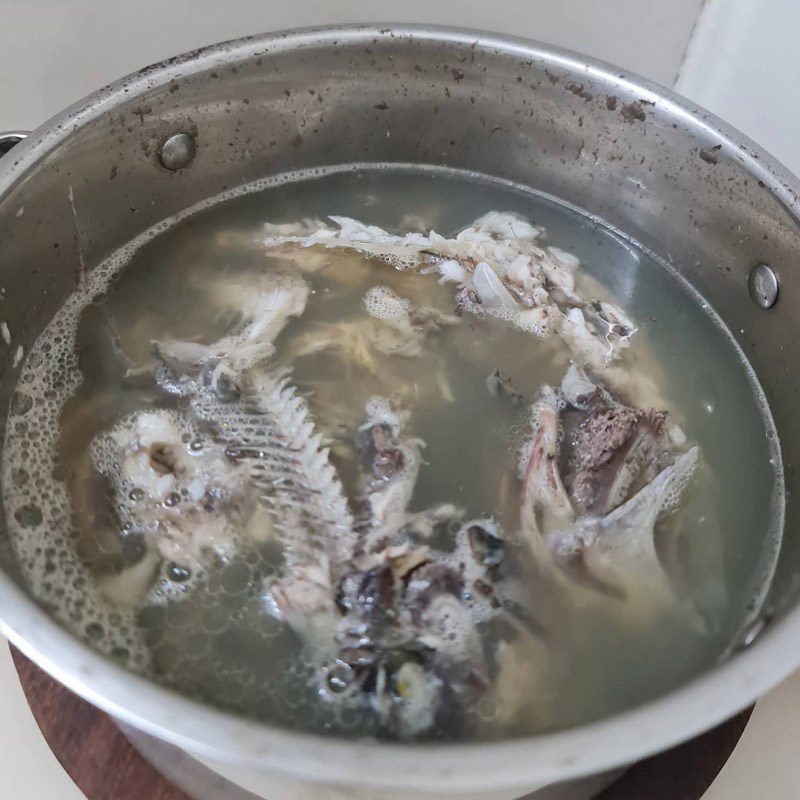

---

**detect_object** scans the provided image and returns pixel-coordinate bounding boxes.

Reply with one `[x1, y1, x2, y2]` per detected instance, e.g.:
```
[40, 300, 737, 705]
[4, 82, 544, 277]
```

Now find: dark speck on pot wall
[620, 101, 647, 123]
[566, 82, 593, 101]
[699, 144, 723, 165]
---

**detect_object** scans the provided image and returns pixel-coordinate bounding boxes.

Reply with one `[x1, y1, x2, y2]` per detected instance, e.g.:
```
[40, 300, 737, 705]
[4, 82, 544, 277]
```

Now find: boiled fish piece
[519, 393, 576, 542]
[262, 211, 635, 373]
[454, 518, 545, 635]
[192, 369, 356, 572]
[149, 267, 355, 573]
[288, 285, 458, 370]
[153, 272, 308, 394]
[491, 632, 556, 728]
[486, 370, 525, 408]
[554, 446, 700, 611]
[328, 542, 489, 739]
[352, 397, 424, 555]
[97, 548, 162, 607]
[403, 503, 464, 539]
[562, 391, 669, 517]
[517, 365, 700, 615]
[262, 560, 340, 656]
[264, 561, 336, 620]
[91, 410, 247, 569]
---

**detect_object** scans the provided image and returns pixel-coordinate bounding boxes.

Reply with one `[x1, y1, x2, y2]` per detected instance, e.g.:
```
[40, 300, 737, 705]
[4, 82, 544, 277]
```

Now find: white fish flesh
[91, 410, 247, 569]
[154, 272, 308, 393]
[263, 211, 634, 373]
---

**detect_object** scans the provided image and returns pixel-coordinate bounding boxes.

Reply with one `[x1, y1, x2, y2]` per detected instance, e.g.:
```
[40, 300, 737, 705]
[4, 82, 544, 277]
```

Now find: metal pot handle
[0, 131, 29, 157]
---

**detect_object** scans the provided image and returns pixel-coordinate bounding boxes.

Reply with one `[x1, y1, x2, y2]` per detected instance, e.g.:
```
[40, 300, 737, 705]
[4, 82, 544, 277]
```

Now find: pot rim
[1, 23, 799, 793]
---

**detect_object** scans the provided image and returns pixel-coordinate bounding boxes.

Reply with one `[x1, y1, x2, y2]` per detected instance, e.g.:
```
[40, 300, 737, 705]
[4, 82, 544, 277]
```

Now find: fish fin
[519, 396, 575, 568]
[583, 446, 699, 605]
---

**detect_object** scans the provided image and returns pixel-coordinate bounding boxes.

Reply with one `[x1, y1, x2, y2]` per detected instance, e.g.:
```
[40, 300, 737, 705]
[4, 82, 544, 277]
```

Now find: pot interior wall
[0, 26, 798, 642]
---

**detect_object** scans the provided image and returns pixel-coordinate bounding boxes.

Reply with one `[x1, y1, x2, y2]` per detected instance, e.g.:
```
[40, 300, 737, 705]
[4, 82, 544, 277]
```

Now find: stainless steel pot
[1, 24, 799, 800]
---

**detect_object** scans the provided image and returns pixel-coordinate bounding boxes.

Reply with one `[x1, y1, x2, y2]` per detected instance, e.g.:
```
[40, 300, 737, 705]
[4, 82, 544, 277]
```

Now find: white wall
[676, 0, 800, 177]
[0, 0, 703, 131]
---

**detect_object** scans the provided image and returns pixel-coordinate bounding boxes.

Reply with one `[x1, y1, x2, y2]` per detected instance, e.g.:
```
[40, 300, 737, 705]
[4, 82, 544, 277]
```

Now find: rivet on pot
[159, 133, 196, 171]
[748, 263, 779, 309]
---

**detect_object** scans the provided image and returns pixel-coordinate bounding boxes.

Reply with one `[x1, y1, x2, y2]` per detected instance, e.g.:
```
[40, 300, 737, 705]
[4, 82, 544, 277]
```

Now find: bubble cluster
[133, 547, 376, 736]
[362, 395, 399, 429]
[362, 285, 411, 320]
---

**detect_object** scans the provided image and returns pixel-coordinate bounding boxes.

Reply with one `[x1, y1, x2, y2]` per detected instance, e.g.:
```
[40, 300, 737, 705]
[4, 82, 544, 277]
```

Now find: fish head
[321, 551, 488, 738]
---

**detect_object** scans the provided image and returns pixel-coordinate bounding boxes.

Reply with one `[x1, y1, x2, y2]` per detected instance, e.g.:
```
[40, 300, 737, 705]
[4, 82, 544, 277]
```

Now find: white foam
[361, 395, 401, 434]
[362, 285, 411, 321]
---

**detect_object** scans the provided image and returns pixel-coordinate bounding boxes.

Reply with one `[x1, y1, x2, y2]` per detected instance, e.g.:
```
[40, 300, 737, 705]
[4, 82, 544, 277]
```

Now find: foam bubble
[361, 395, 401, 435]
[362, 285, 411, 320]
